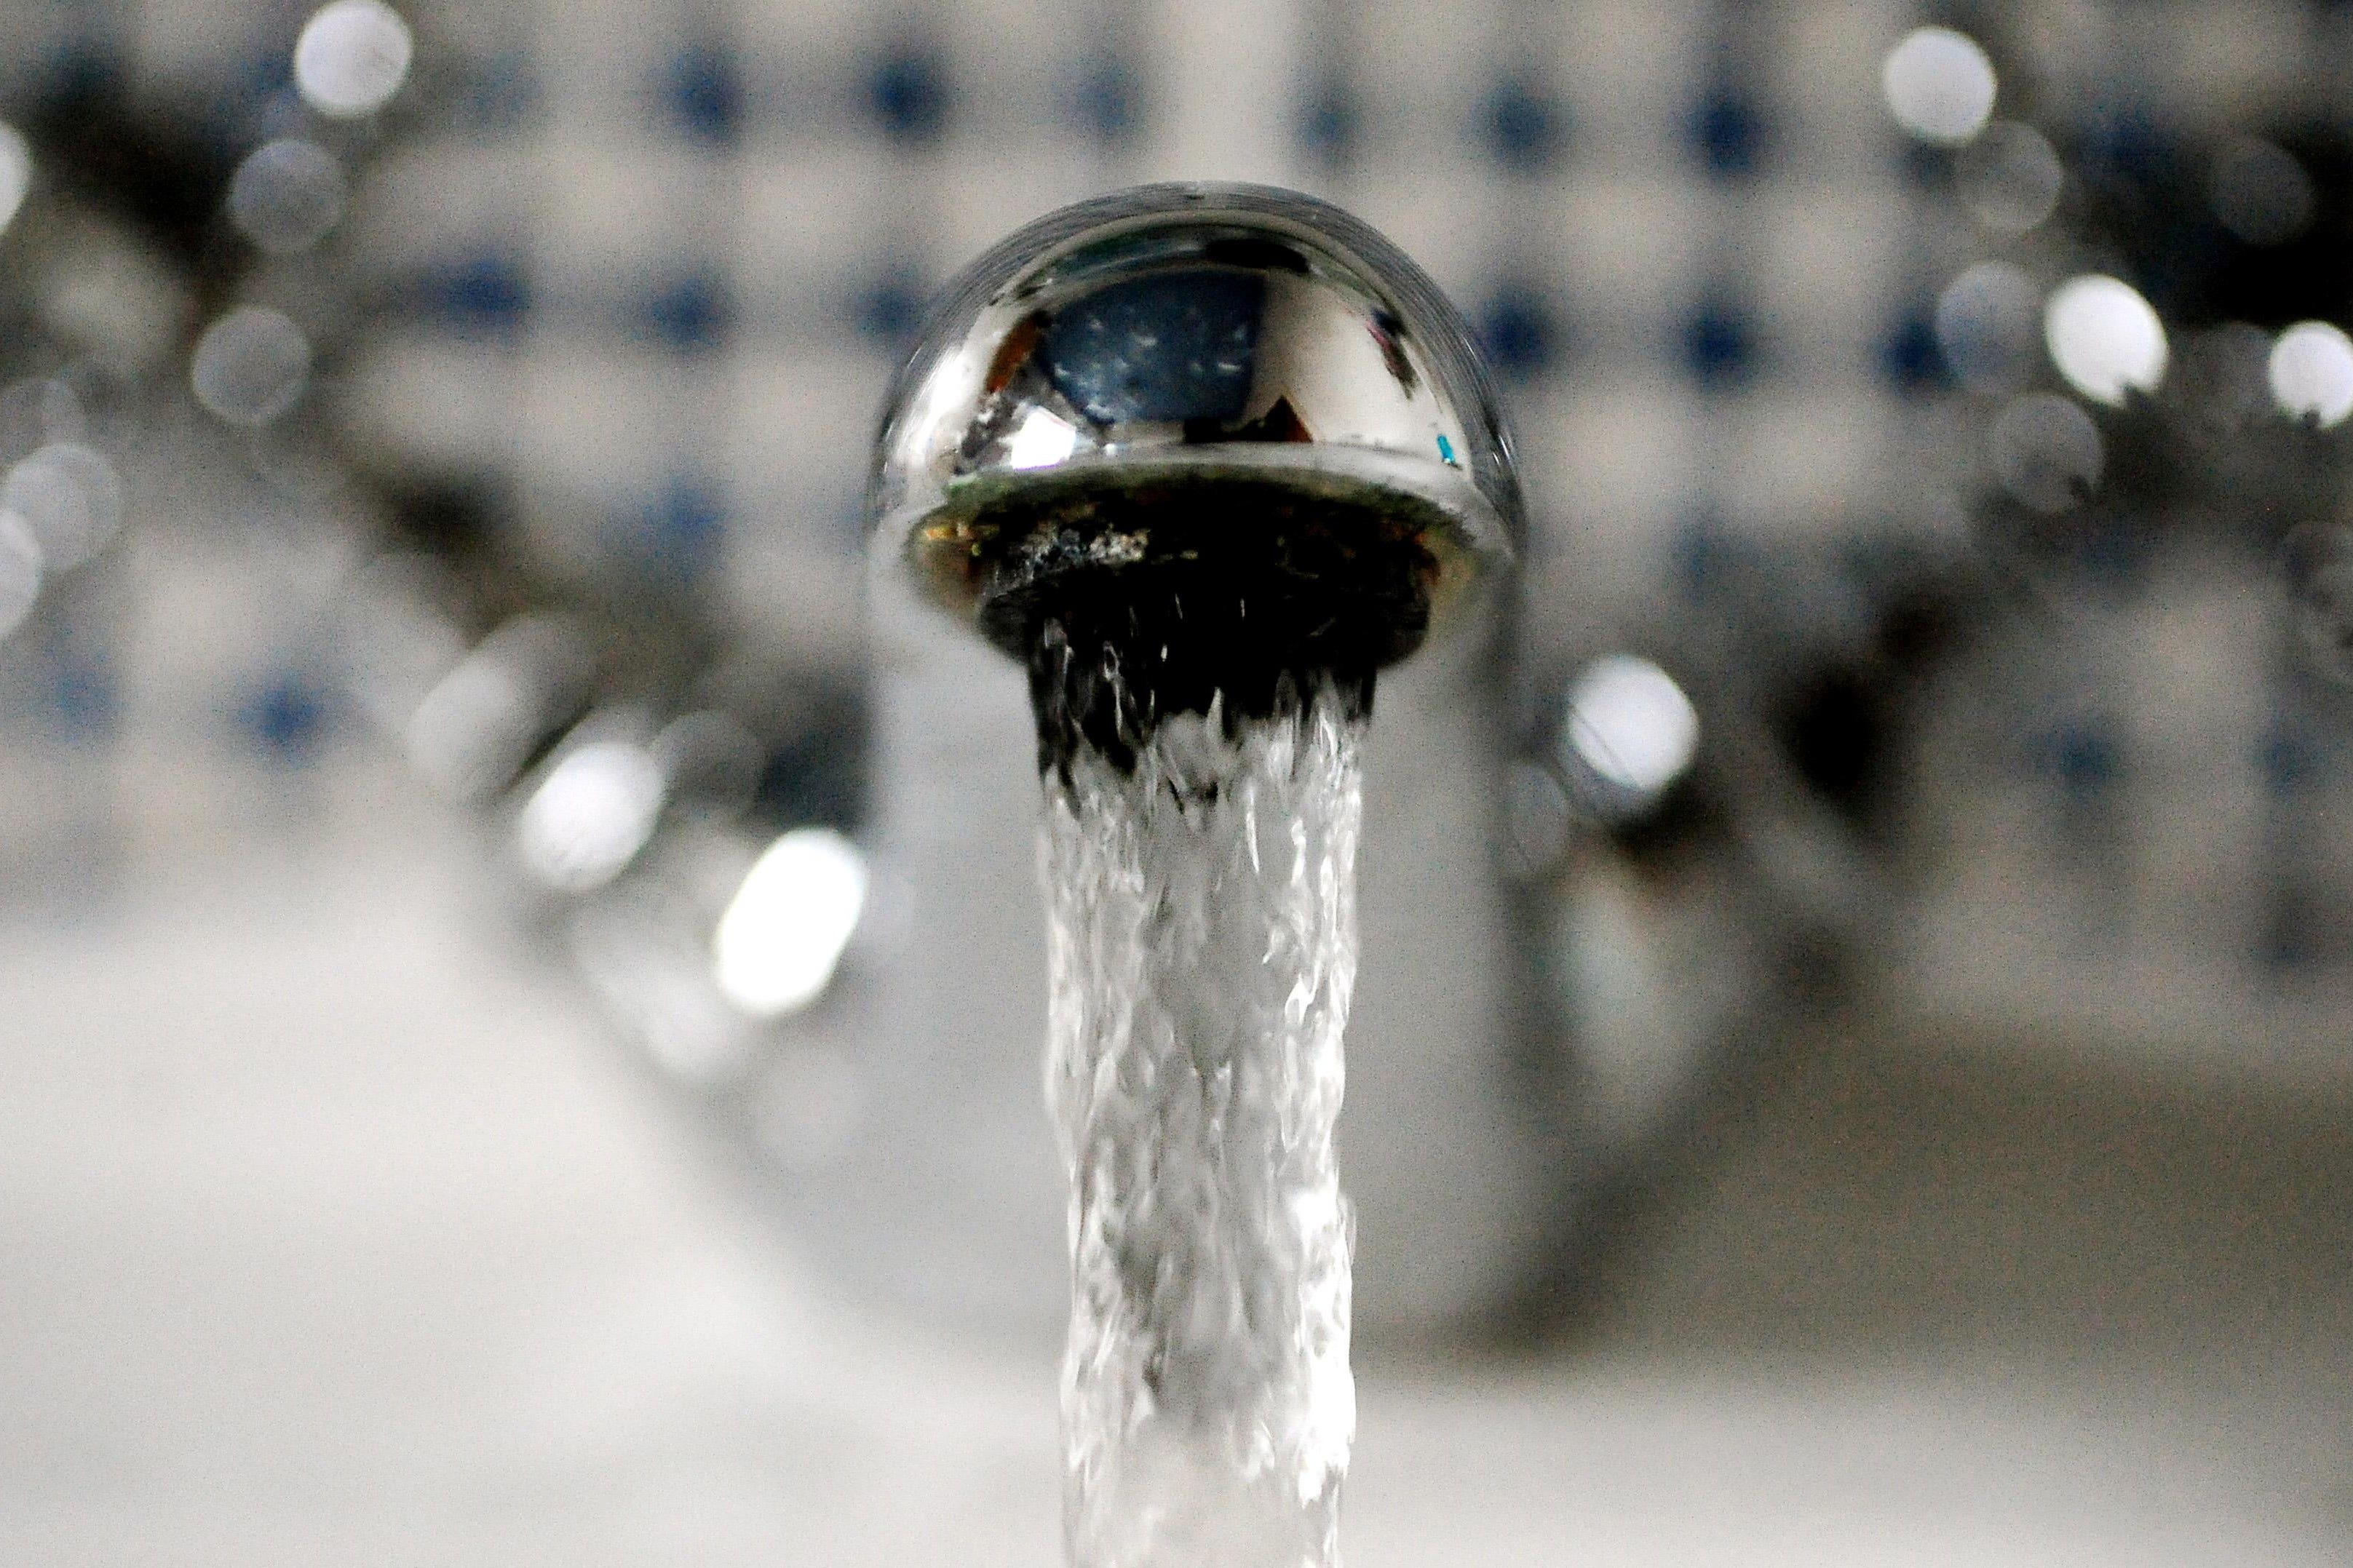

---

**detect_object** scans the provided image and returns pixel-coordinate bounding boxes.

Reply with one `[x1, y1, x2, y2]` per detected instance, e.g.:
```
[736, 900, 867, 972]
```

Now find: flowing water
[1039, 679, 1365, 1568]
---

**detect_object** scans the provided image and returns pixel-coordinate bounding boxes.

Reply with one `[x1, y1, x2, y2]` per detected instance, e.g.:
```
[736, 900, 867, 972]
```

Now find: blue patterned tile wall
[8, 0, 2353, 1065]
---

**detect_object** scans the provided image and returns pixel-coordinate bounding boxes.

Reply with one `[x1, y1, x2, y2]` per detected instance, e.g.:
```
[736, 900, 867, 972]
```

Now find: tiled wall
[7, 0, 2353, 1070]
[341, 0, 1956, 657]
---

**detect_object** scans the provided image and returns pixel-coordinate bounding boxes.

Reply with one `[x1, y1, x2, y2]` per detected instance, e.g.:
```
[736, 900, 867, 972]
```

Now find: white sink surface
[0, 812, 2342, 1564]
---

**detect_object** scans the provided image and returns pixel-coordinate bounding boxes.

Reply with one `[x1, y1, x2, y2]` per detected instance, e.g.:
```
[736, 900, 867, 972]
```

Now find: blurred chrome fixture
[871, 181, 1518, 662]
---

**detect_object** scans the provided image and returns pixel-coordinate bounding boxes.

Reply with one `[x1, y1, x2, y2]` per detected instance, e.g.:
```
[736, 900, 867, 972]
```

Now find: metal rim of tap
[867, 182, 1523, 653]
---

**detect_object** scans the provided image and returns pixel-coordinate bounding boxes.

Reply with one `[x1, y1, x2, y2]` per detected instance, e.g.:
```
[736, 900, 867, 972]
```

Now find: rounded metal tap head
[868, 183, 1521, 666]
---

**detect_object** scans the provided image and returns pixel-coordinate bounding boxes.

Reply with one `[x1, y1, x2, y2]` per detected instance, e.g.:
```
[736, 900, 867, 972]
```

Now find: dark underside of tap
[868, 183, 1522, 776]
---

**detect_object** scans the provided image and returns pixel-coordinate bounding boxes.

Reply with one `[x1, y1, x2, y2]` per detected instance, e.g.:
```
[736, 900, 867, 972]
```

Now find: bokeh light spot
[295, 0, 413, 118]
[1882, 27, 1997, 146]
[228, 139, 346, 254]
[0, 512, 42, 640]
[713, 828, 868, 1019]
[1991, 392, 2102, 513]
[191, 306, 312, 427]
[518, 740, 667, 891]
[1956, 121, 2063, 234]
[0, 122, 30, 237]
[2044, 274, 2167, 406]
[1, 443, 122, 571]
[2267, 321, 2353, 429]
[1936, 260, 2039, 394]
[1563, 656, 1700, 801]
[2211, 136, 2315, 247]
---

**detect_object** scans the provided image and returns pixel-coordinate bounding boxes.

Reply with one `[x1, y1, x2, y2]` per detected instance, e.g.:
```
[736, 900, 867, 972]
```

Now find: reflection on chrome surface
[871, 183, 1518, 645]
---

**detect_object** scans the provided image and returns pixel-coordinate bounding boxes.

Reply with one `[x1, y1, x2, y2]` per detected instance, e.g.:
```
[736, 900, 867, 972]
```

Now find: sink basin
[0, 795, 2341, 1565]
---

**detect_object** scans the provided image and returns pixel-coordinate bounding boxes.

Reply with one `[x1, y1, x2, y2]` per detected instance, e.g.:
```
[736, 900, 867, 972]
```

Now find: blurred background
[1, 0, 2352, 1561]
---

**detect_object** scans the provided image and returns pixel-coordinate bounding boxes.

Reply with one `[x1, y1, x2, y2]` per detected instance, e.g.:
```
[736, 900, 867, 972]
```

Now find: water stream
[1039, 675, 1365, 1568]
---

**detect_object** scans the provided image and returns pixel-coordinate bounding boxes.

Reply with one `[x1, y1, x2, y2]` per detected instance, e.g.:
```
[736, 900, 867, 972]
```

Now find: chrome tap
[836, 185, 1563, 1340]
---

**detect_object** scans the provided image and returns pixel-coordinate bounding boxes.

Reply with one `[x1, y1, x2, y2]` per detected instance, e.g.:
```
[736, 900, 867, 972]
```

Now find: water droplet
[2267, 321, 2353, 429]
[1990, 392, 2102, 513]
[227, 139, 347, 255]
[405, 615, 591, 800]
[294, 0, 413, 118]
[1955, 120, 2063, 233]
[1882, 27, 1997, 146]
[2044, 274, 2167, 406]
[191, 306, 312, 427]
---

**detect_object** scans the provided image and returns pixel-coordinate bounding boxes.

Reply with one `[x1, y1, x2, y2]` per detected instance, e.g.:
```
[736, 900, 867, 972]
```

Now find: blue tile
[2077, 106, 2179, 183]
[2258, 723, 2319, 796]
[2257, 887, 2327, 971]
[1476, 279, 1560, 378]
[1897, 140, 1953, 190]
[662, 41, 743, 144]
[868, 42, 951, 145]
[239, 673, 330, 761]
[47, 653, 116, 741]
[629, 477, 725, 576]
[2036, 719, 2122, 797]
[1071, 56, 1140, 147]
[643, 271, 735, 353]
[417, 254, 531, 339]
[1689, 88, 1763, 177]
[231, 46, 295, 117]
[462, 49, 539, 131]
[1681, 299, 1756, 387]
[1879, 304, 1946, 394]
[854, 266, 928, 347]
[1479, 75, 1566, 173]
[1296, 73, 1360, 167]
[1670, 509, 1749, 599]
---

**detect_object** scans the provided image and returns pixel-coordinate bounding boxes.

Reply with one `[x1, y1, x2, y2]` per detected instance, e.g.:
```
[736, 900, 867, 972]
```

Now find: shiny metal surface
[841, 184, 1552, 1341]
[869, 183, 1520, 651]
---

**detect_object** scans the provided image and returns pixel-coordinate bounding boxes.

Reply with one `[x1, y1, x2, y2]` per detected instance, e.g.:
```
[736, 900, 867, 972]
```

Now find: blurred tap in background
[2, 0, 2353, 1561]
